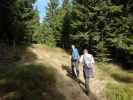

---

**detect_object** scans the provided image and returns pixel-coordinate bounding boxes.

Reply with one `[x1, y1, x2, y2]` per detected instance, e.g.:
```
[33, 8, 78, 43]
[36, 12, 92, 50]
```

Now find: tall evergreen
[60, 0, 72, 48]
[0, 0, 38, 45]
[43, 0, 72, 47]
[70, 0, 133, 65]
[46, 0, 60, 44]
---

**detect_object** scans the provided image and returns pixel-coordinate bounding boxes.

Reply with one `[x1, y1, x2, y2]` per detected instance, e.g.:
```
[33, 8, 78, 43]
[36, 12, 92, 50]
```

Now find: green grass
[97, 63, 133, 82]
[111, 70, 133, 83]
[97, 63, 133, 100]
[0, 64, 66, 100]
[105, 82, 133, 100]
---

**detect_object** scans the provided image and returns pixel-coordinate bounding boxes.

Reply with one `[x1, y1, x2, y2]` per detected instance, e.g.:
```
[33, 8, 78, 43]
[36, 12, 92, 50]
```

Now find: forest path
[31, 45, 105, 100]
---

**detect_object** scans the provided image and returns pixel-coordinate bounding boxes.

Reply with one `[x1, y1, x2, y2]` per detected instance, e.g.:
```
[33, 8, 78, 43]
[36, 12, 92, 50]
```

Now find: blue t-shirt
[71, 48, 79, 60]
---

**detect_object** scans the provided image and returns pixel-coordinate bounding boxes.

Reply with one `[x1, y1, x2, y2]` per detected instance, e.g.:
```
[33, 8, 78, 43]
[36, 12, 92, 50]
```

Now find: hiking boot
[86, 90, 90, 96]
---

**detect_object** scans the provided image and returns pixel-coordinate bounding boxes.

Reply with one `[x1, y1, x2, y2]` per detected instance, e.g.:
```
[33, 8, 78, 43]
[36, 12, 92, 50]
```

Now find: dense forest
[0, 0, 133, 69]
[0, 0, 39, 44]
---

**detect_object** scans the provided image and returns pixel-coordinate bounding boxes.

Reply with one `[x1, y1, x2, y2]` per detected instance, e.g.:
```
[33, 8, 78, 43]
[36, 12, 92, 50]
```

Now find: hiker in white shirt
[79, 49, 95, 95]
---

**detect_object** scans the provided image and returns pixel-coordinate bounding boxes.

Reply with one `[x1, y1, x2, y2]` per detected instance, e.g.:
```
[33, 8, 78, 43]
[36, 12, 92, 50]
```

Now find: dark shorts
[71, 59, 78, 63]
[71, 59, 78, 65]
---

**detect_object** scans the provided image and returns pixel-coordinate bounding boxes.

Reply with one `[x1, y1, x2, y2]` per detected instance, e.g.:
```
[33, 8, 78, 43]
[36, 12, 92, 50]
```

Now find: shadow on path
[0, 64, 66, 100]
[62, 64, 98, 100]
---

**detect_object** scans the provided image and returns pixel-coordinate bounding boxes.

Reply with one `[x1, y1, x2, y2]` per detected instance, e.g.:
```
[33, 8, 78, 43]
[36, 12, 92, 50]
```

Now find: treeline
[37, 0, 133, 68]
[0, 0, 39, 45]
[0, 0, 132, 68]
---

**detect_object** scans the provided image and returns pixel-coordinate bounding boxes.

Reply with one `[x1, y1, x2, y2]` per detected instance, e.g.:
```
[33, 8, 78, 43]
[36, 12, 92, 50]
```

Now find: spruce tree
[0, 0, 38, 44]
[70, 0, 133, 63]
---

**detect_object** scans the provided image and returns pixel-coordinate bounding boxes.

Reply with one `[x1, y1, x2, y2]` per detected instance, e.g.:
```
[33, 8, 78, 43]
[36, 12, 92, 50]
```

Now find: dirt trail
[31, 45, 105, 100]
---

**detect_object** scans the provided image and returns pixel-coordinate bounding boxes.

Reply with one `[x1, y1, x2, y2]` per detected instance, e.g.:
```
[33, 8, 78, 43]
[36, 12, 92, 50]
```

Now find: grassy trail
[1, 44, 132, 100]
[30, 44, 105, 100]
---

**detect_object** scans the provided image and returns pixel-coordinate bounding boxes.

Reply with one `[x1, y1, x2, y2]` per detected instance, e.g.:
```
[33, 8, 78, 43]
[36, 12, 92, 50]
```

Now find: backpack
[83, 54, 93, 68]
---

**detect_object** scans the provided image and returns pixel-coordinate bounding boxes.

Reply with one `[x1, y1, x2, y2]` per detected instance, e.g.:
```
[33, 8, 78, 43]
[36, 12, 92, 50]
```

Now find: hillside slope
[0, 44, 112, 100]
[1, 44, 132, 100]
[30, 44, 105, 100]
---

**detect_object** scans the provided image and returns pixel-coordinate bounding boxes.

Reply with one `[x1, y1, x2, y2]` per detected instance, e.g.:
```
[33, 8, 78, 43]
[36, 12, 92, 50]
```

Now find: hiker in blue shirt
[71, 45, 80, 78]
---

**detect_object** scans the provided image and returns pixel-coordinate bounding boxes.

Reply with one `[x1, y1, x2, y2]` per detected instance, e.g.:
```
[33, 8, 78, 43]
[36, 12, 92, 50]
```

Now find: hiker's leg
[83, 67, 90, 95]
[75, 61, 79, 77]
[71, 60, 74, 76]
[71, 60, 76, 77]
[85, 78, 90, 95]
[73, 61, 77, 77]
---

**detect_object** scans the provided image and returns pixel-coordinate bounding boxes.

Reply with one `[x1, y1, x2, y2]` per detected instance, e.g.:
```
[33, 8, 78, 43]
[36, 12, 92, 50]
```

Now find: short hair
[71, 44, 75, 48]
[84, 49, 88, 53]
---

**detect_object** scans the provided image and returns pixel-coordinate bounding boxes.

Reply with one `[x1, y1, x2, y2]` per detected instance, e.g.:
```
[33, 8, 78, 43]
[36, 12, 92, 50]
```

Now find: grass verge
[105, 82, 133, 100]
[97, 63, 133, 100]
[0, 64, 66, 100]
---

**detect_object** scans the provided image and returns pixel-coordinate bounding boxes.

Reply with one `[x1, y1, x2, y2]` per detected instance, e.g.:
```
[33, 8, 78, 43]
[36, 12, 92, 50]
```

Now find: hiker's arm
[91, 55, 95, 76]
[90, 55, 95, 67]
[91, 55, 95, 64]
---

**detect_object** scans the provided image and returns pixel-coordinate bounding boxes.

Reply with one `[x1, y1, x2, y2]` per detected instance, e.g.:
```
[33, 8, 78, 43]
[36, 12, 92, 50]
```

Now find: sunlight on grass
[97, 63, 133, 82]
[97, 63, 133, 100]
[20, 47, 37, 62]
[96, 63, 113, 79]
[105, 82, 133, 100]
[32, 44, 66, 53]
[111, 70, 133, 83]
